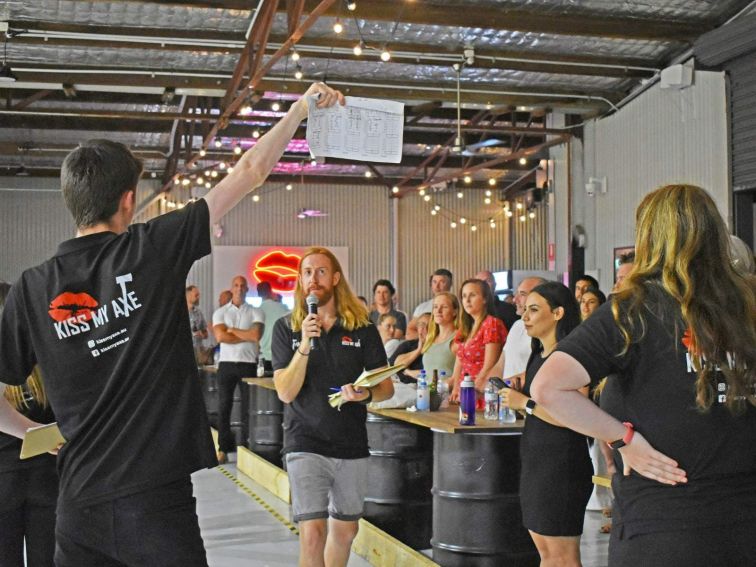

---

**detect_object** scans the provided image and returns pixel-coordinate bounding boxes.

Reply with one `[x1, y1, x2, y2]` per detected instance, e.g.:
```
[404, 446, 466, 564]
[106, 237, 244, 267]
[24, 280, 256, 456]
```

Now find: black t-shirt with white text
[271, 316, 387, 459]
[556, 292, 756, 536]
[0, 199, 216, 506]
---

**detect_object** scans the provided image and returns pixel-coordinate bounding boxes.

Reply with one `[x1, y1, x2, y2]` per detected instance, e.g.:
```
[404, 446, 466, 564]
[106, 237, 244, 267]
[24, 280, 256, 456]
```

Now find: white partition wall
[577, 69, 730, 291]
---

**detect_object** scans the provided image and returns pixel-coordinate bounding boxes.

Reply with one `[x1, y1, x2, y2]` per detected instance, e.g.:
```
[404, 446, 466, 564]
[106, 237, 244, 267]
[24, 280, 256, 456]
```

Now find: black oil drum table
[244, 377, 284, 467]
[199, 365, 219, 429]
[364, 413, 433, 549]
[367, 407, 538, 567]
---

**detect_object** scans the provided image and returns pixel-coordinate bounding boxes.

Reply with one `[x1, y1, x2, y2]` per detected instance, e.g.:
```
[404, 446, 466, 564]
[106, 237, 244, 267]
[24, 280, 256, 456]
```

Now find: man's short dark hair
[61, 140, 143, 228]
[372, 279, 395, 296]
[575, 274, 599, 290]
[185, 285, 197, 293]
[430, 268, 453, 285]
[257, 281, 273, 298]
[619, 251, 635, 265]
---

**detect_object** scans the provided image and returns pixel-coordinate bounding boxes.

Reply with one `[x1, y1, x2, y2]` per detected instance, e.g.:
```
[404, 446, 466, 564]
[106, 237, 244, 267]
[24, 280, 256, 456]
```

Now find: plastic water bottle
[459, 374, 476, 426]
[484, 382, 498, 420]
[416, 375, 430, 412]
[257, 356, 265, 377]
[438, 371, 450, 409]
[498, 379, 517, 423]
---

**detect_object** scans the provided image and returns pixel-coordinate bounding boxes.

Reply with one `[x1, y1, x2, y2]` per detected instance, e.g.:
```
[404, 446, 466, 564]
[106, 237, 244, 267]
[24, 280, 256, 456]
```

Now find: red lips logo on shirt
[252, 250, 302, 293]
[48, 292, 99, 322]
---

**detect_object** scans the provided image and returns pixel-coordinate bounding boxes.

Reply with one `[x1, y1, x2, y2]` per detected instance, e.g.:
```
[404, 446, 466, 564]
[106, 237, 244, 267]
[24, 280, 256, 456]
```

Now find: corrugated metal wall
[511, 202, 548, 270]
[396, 190, 513, 310]
[727, 53, 756, 192]
[0, 180, 72, 283]
[578, 70, 730, 292]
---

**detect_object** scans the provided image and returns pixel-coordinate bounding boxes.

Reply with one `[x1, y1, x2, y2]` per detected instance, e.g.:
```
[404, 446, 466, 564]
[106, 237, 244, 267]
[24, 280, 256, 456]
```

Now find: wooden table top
[243, 379, 524, 434]
[243, 377, 277, 391]
[368, 405, 524, 434]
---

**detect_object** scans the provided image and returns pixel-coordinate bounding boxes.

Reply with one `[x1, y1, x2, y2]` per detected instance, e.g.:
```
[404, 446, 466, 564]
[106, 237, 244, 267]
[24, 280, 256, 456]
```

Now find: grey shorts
[285, 452, 368, 523]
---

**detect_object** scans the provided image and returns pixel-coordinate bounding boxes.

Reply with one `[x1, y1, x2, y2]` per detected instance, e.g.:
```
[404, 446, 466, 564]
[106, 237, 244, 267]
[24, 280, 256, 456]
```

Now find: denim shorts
[285, 452, 368, 523]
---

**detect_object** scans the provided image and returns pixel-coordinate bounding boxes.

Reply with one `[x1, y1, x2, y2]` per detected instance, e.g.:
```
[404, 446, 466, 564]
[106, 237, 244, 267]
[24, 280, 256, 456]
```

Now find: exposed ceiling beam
[10, 89, 54, 110]
[74, 0, 711, 41]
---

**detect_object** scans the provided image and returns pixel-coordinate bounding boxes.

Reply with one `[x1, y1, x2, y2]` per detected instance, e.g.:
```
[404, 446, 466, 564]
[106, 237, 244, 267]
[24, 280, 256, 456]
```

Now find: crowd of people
[0, 78, 754, 567]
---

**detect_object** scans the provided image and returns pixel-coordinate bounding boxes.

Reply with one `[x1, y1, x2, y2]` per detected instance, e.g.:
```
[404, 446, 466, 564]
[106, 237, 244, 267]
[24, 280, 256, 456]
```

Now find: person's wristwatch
[608, 422, 635, 450]
[525, 399, 536, 415]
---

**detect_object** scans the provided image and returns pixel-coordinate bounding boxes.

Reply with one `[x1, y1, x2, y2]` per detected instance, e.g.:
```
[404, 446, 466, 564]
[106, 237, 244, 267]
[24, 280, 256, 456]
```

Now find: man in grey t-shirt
[186, 285, 208, 349]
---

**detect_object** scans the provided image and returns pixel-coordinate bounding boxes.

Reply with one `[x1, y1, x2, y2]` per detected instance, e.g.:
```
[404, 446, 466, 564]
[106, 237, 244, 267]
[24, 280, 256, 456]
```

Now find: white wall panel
[578, 70, 729, 291]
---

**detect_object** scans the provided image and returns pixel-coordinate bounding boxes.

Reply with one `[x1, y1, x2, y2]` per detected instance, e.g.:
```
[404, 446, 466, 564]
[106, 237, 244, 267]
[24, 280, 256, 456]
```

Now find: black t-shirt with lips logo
[0, 199, 216, 506]
[271, 315, 387, 459]
[555, 290, 756, 537]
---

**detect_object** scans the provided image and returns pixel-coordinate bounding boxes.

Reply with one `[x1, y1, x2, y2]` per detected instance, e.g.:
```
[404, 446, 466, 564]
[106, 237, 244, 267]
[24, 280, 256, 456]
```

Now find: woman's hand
[506, 372, 526, 391]
[618, 431, 687, 486]
[449, 383, 460, 404]
[498, 387, 528, 411]
[293, 82, 345, 120]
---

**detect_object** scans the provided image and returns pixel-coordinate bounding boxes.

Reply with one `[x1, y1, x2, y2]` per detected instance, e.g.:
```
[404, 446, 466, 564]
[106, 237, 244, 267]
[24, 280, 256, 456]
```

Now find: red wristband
[608, 422, 634, 450]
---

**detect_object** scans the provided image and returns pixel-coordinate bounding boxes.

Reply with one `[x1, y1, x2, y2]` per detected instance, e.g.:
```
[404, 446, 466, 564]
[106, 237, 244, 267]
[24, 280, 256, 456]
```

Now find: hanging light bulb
[365, 170, 373, 178]
[516, 202, 523, 210]
[199, 149, 207, 157]
[204, 170, 211, 177]
[463, 175, 472, 184]
[459, 217, 467, 224]
[333, 19, 344, 34]
[271, 100, 281, 112]
[490, 221, 496, 229]
[380, 48, 391, 62]
[219, 162, 227, 170]
[181, 178, 190, 186]
[234, 144, 242, 155]
[529, 210, 536, 219]
[197, 176, 204, 184]
[252, 129, 261, 139]
[471, 225, 477, 232]
[252, 194, 260, 202]
[205, 182, 211, 189]
[294, 65, 303, 80]
[506, 210, 513, 218]
[211, 170, 219, 178]
[391, 186, 399, 194]
[519, 157, 528, 166]
[450, 221, 457, 228]
[173, 178, 181, 186]
[519, 214, 526, 222]
[214, 140, 222, 148]
[419, 188, 426, 196]
[353, 42, 363, 56]
[431, 209, 437, 216]
[291, 50, 300, 62]
[488, 177, 496, 186]
[484, 197, 491, 205]
[347, 1, 357, 10]
[240, 104, 252, 115]
[485, 189, 492, 197]
[434, 204, 441, 211]
[227, 166, 234, 173]
[423, 194, 431, 202]
[457, 191, 464, 199]
[286, 183, 293, 191]
[310, 159, 318, 167]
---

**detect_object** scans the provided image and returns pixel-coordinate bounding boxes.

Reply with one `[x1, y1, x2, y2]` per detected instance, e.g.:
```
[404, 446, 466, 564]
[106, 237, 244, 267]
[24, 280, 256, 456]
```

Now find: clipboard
[19, 422, 65, 460]
[328, 364, 405, 409]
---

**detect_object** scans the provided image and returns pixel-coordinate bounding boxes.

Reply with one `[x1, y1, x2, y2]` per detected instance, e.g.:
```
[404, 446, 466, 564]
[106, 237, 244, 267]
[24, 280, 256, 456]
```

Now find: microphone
[306, 293, 319, 350]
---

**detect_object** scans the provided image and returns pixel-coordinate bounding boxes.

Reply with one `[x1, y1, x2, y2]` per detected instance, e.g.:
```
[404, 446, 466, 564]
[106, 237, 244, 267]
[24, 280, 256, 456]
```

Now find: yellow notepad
[19, 422, 65, 460]
[328, 364, 405, 409]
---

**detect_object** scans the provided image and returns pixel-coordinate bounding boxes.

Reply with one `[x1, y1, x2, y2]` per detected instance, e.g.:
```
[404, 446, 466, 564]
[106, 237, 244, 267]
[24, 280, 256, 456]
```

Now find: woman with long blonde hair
[531, 185, 756, 566]
[0, 282, 58, 567]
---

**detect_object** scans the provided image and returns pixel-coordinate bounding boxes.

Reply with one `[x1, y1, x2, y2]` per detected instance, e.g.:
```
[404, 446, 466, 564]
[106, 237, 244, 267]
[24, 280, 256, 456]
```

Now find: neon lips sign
[250, 249, 302, 293]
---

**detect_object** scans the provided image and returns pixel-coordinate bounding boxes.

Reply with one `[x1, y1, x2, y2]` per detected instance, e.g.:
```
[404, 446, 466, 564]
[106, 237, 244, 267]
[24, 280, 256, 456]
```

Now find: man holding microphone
[272, 246, 394, 567]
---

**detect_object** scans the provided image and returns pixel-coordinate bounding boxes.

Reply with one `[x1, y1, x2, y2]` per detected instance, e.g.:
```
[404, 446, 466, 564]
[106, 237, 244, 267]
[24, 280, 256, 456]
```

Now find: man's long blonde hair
[290, 247, 370, 332]
[612, 184, 755, 414]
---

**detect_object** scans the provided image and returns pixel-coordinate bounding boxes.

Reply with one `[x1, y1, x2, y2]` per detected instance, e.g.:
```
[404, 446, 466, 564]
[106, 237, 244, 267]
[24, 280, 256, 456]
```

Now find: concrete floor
[193, 464, 610, 567]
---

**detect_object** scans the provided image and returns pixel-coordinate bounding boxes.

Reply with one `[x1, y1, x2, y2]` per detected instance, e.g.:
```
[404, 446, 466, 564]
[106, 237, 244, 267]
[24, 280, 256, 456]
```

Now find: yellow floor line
[216, 465, 300, 536]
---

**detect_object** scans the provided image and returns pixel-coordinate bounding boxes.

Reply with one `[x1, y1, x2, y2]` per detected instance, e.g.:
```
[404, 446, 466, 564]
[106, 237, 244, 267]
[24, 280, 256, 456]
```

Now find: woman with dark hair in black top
[531, 185, 756, 567]
[499, 281, 592, 567]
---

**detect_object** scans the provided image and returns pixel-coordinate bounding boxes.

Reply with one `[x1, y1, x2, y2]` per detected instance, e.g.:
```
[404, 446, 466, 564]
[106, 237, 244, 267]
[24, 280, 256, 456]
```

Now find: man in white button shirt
[212, 275, 264, 463]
